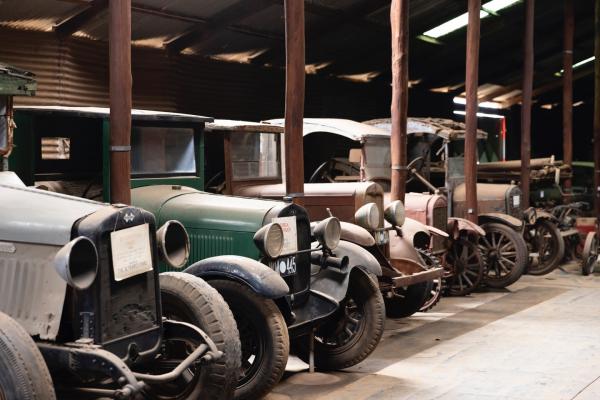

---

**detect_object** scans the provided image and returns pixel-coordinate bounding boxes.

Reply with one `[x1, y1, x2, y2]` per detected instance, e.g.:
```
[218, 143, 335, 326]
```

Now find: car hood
[0, 184, 104, 246]
[131, 185, 281, 233]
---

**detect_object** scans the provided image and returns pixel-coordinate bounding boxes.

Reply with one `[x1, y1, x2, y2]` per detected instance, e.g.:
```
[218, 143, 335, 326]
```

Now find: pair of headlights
[354, 200, 406, 231]
[54, 220, 190, 291]
[254, 217, 342, 259]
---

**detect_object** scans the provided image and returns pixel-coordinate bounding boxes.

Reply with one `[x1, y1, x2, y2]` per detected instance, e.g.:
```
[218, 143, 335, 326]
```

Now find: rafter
[54, 0, 108, 37]
[165, 0, 276, 53]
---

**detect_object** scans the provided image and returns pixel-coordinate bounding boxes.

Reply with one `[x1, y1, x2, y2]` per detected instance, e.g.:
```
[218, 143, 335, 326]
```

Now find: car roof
[364, 117, 488, 140]
[264, 118, 390, 141]
[14, 106, 213, 124]
[205, 119, 284, 134]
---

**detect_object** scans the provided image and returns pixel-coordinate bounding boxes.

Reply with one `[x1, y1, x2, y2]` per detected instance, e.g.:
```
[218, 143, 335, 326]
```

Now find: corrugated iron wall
[0, 28, 390, 121]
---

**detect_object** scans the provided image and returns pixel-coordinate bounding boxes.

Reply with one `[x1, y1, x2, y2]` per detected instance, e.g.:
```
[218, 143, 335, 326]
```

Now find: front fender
[310, 240, 381, 303]
[449, 217, 486, 236]
[184, 255, 289, 299]
[339, 221, 375, 247]
[479, 212, 523, 230]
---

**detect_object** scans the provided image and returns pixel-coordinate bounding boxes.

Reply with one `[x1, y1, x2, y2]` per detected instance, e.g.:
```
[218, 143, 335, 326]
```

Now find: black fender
[310, 240, 381, 303]
[479, 212, 523, 230]
[184, 255, 289, 299]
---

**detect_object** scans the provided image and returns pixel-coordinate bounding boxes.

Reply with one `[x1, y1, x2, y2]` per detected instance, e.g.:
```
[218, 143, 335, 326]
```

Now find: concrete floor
[270, 262, 600, 400]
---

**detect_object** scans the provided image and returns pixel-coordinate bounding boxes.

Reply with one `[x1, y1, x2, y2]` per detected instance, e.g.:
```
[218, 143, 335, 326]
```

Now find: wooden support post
[563, 0, 574, 194]
[109, 0, 132, 204]
[594, 0, 600, 225]
[520, 0, 534, 208]
[464, 0, 480, 224]
[283, 0, 305, 201]
[390, 0, 409, 203]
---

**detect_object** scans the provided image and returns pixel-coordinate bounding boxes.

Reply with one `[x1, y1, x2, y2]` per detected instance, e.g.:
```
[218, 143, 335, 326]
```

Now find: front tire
[293, 271, 384, 370]
[479, 223, 528, 288]
[208, 279, 289, 400]
[525, 219, 565, 275]
[582, 232, 599, 276]
[384, 281, 430, 318]
[158, 272, 241, 400]
[0, 312, 56, 400]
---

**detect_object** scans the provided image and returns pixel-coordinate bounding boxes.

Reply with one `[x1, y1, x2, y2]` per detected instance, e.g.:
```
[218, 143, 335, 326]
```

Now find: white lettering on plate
[110, 224, 153, 281]
[271, 216, 298, 255]
[513, 195, 520, 207]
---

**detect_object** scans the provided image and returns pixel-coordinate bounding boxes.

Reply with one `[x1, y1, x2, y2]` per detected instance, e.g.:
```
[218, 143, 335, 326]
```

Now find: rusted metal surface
[595, 0, 600, 224]
[404, 192, 448, 252]
[464, 0, 480, 224]
[109, 0, 132, 204]
[389, 0, 409, 203]
[563, 0, 574, 191]
[389, 262, 443, 287]
[283, 0, 305, 201]
[521, 0, 535, 208]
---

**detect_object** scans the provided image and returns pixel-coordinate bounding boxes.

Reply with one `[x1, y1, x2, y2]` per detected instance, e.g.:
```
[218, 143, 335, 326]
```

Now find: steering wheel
[205, 170, 226, 194]
[308, 159, 360, 183]
[406, 156, 425, 184]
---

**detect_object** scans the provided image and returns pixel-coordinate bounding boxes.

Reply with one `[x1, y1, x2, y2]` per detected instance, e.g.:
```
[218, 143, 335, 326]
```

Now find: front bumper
[38, 319, 222, 399]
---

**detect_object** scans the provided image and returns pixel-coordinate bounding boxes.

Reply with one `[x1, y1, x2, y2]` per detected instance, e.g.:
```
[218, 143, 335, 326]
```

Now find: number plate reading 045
[269, 256, 297, 277]
[110, 223, 153, 281]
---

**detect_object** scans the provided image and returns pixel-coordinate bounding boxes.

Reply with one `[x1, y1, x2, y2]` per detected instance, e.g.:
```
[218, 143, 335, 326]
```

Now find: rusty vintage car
[204, 120, 444, 316]
[365, 118, 565, 280]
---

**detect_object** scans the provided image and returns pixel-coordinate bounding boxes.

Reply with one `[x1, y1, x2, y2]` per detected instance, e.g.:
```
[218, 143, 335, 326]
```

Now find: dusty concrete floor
[269, 262, 600, 400]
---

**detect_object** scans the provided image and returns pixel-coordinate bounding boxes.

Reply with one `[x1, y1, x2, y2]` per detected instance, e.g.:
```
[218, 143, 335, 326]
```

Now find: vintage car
[365, 117, 566, 279]
[204, 120, 444, 315]
[10, 106, 385, 400]
[242, 118, 483, 297]
[0, 171, 241, 400]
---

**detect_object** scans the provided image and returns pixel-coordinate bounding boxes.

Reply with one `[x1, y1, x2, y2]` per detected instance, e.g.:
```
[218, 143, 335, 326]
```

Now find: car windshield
[131, 126, 196, 176]
[230, 132, 280, 180]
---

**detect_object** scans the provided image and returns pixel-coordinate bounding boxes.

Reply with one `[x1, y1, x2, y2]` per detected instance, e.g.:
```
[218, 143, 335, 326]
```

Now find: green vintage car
[10, 106, 385, 400]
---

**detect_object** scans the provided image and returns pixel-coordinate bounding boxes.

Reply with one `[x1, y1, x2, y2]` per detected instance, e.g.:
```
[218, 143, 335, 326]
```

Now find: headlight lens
[254, 222, 284, 259]
[384, 200, 406, 227]
[314, 217, 341, 250]
[354, 203, 380, 230]
[157, 220, 190, 269]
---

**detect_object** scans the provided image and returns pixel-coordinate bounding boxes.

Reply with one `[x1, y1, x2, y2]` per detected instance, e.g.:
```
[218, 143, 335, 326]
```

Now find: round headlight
[157, 220, 190, 269]
[254, 222, 284, 259]
[524, 207, 537, 225]
[354, 203, 380, 230]
[384, 200, 406, 227]
[314, 217, 341, 250]
[54, 236, 98, 290]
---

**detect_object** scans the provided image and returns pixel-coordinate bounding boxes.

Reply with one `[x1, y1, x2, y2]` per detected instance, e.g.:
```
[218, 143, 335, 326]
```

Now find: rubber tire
[526, 219, 565, 276]
[293, 272, 385, 370]
[208, 279, 289, 400]
[159, 272, 241, 400]
[480, 223, 528, 288]
[582, 232, 598, 276]
[384, 281, 431, 318]
[0, 312, 56, 400]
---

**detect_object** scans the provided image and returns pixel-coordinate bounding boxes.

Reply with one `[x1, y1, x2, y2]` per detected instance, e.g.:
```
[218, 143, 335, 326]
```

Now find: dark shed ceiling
[0, 0, 595, 106]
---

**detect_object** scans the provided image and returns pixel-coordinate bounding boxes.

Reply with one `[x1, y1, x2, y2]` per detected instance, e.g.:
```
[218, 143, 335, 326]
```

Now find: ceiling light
[422, 0, 521, 39]
[555, 56, 595, 76]
[453, 110, 505, 119]
[453, 97, 503, 109]
[573, 100, 585, 107]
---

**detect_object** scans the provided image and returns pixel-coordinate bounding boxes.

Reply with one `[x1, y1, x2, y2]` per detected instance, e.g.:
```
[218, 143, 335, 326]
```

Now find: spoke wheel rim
[481, 230, 517, 280]
[446, 239, 483, 295]
[316, 296, 365, 350]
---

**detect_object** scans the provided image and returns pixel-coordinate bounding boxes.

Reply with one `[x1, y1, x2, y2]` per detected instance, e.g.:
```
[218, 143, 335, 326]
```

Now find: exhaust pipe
[157, 220, 190, 269]
[54, 236, 98, 290]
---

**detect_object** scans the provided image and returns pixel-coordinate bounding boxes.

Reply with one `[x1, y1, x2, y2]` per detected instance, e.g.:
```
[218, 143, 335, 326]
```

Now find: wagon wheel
[479, 223, 528, 288]
[524, 219, 565, 276]
[406, 156, 426, 184]
[309, 159, 360, 183]
[582, 232, 599, 276]
[444, 237, 484, 296]
[416, 249, 444, 312]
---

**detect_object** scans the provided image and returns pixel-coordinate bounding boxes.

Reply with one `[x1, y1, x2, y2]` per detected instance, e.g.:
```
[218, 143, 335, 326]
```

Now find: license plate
[269, 256, 297, 277]
[110, 224, 153, 281]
